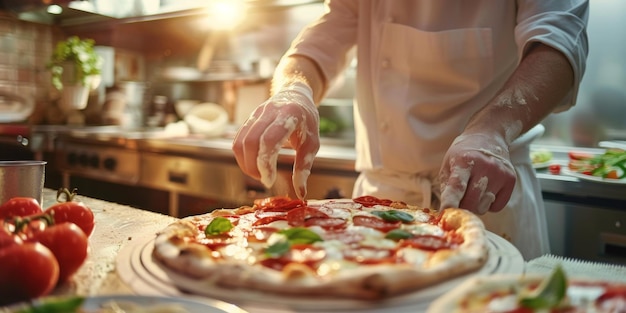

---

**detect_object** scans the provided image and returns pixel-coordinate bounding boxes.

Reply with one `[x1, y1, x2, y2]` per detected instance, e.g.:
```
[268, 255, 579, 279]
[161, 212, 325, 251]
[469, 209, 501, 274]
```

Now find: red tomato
[45, 201, 95, 237]
[0, 242, 59, 305]
[568, 151, 594, 160]
[0, 224, 22, 249]
[31, 223, 89, 283]
[0, 197, 42, 220]
[548, 164, 561, 175]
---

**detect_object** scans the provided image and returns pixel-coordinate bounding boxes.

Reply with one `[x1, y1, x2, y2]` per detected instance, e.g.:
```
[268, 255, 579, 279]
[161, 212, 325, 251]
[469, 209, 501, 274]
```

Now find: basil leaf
[18, 296, 85, 313]
[279, 227, 323, 244]
[205, 217, 233, 236]
[385, 229, 414, 240]
[372, 210, 415, 223]
[519, 265, 567, 309]
[265, 241, 291, 258]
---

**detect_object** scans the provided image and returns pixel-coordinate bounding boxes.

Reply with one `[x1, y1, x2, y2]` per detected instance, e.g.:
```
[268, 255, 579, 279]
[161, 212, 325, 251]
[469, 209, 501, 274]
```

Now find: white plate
[117, 233, 524, 313]
[561, 167, 626, 184]
[2, 295, 248, 313]
[532, 161, 552, 169]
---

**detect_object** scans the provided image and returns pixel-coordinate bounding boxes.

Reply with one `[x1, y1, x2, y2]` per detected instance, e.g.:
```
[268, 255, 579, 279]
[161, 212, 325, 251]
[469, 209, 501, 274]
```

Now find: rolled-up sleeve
[515, 0, 589, 111]
[284, 0, 358, 87]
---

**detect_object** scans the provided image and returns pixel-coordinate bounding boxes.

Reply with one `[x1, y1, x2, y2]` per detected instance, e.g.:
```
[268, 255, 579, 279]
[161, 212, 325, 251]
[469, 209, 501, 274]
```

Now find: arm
[465, 43, 574, 144]
[439, 43, 575, 214]
[271, 55, 327, 103]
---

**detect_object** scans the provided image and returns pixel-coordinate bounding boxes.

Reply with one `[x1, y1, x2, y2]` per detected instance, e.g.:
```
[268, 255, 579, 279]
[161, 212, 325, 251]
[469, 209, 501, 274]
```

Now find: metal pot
[0, 160, 46, 205]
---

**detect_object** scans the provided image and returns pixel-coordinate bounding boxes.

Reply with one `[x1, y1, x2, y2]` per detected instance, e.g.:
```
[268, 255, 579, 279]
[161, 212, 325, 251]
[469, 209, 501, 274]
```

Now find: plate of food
[563, 149, 626, 184]
[426, 265, 626, 312]
[530, 149, 554, 169]
[0, 295, 247, 313]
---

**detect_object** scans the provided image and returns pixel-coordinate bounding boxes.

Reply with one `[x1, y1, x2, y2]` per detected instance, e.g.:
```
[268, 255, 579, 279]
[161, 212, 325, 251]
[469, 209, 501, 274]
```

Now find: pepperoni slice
[252, 215, 287, 226]
[286, 206, 329, 226]
[401, 235, 451, 251]
[352, 215, 401, 232]
[255, 196, 306, 212]
[323, 229, 365, 244]
[304, 217, 347, 230]
[353, 195, 393, 207]
[260, 244, 326, 271]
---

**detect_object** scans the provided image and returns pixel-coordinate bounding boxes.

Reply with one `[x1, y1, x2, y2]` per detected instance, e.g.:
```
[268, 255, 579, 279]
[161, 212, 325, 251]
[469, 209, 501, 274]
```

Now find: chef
[232, 0, 589, 260]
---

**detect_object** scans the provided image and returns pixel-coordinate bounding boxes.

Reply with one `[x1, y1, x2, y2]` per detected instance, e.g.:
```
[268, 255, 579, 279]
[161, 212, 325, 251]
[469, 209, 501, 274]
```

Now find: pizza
[427, 265, 626, 312]
[152, 195, 488, 299]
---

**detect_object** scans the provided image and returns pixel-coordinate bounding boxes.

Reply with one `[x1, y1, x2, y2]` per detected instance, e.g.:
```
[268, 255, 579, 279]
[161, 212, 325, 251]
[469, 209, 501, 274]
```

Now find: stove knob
[89, 155, 100, 168]
[79, 153, 89, 166]
[67, 152, 78, 166]
[103, 157, 117, 171]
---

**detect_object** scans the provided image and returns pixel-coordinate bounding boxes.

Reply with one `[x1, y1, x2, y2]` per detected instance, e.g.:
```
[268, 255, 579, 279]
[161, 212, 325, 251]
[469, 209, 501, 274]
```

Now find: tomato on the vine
[0, 197, 42, 220]
[44, 188, 95, 237]
[31, 222, 89, 283]
[0, 242, 60, 305]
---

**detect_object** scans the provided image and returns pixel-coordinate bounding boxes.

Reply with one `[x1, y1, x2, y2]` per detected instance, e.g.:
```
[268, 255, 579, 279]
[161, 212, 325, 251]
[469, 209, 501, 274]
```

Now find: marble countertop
[41, 188, 178, 297]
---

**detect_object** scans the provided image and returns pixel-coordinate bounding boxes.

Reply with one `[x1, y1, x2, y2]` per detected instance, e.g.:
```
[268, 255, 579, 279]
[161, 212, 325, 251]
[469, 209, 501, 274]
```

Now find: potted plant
[47, 36, 103, 111]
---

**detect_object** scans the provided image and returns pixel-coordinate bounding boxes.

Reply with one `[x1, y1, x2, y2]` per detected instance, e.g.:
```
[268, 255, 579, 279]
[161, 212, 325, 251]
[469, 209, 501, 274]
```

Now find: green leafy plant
[47, 36, 103, 90]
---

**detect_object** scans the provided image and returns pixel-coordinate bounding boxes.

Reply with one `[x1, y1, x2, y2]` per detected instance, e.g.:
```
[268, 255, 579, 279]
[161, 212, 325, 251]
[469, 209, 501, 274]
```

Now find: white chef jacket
[285, 0, 589, 260]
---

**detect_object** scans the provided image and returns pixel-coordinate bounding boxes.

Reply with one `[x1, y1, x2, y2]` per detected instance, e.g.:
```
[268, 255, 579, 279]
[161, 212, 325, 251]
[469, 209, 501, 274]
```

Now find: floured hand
[232, 82, 320, 199]
[439, 133, 516, 214]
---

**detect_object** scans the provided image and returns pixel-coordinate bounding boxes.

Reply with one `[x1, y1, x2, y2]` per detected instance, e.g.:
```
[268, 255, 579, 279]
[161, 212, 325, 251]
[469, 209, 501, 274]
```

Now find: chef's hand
[439, 132, 516, 214]
[232, 82, 320, 199]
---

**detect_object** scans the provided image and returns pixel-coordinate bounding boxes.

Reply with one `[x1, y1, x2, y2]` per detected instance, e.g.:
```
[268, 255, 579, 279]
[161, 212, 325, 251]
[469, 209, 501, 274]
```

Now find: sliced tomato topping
[304, 217, 347, 230]
[352, 215, 401, 232]
[255, 196, 306, 212]
[353, 195, 393, 207]
[401, 235, 451, 251]
[596, 285, 626, 306]
[569, 151, 594, 160]
[286, 206, 329, 227]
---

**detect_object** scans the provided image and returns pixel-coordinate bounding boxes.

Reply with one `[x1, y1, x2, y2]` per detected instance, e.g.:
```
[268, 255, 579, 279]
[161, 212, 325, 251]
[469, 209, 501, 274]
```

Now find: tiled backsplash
[0, 12, 58, 102]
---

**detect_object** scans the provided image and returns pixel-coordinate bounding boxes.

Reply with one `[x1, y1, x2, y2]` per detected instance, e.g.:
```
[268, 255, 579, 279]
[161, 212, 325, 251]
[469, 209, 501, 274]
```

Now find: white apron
[352, 125, 551, 260]
[351, 22, 551, 260]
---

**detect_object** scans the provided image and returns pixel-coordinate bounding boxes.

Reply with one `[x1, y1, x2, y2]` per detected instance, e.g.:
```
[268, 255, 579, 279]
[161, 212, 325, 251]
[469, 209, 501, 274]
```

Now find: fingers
[439, 151, 516, 214]
[232, 97, 319, 197]
[232, 106, 269, 180]
[292, 130, 320, 199]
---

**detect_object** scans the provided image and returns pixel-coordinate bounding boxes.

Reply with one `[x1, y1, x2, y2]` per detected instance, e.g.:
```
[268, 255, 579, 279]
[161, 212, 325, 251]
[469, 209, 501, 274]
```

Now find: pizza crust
[152, 200, 488, 300]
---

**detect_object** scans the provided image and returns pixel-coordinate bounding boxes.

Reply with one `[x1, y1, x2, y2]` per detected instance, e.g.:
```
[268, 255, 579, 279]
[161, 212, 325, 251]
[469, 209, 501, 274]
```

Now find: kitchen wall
[0, 11, 60, 103]
[1, 0, 624, 148]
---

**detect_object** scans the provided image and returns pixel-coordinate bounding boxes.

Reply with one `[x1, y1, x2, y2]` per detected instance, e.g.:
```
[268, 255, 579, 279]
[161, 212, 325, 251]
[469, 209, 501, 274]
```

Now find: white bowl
[183, 103, 228, 137]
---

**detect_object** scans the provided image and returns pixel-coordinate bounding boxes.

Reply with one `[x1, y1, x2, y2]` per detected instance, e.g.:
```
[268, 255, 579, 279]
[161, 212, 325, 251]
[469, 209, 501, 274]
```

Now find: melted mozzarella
[397, 247, 429, 266]
[404, 223, 445, 237]
[264, 219, 290, 230]
[413, 210, 433, 223]
[315, 240, 345, 260]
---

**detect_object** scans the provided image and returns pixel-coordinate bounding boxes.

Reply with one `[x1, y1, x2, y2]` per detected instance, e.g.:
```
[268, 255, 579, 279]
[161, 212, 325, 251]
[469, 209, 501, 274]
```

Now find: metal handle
[168, 171, 188, 185]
